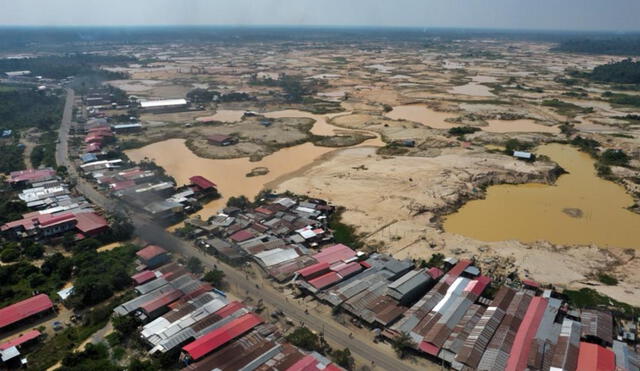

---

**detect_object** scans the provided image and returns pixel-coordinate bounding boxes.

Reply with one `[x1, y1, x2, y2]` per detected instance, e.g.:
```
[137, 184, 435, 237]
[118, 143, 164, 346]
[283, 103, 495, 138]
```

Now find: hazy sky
[1, 0, 639, 32]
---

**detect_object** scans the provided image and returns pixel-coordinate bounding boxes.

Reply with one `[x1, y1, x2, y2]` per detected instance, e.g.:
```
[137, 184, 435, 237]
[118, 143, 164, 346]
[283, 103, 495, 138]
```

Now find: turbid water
[125, 109, 383, 219]
[444, 143, 640, 249]
[386, 104, 559, 133]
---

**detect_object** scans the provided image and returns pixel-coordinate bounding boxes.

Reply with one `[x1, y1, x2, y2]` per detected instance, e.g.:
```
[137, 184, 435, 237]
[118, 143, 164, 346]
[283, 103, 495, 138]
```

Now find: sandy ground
[101, 38, 640, 307]
[272, 146, 640, 306]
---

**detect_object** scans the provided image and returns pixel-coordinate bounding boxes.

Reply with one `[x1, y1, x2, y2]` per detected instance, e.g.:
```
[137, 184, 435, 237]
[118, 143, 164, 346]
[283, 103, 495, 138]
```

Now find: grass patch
[27, 293, 133, 370]
[597, 273, 619, 286]
[564, 288, 638, 317]
[542, 99, 593, 117]
[328, 206, 363, 249]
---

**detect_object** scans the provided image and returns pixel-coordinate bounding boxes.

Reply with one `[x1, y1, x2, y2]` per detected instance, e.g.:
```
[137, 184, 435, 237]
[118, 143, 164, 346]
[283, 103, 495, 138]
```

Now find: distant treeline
[1, 27, 638, 51]
[553, 37, 640, 56]
[0, 54, 134, 79]
[589, 59, 640, 84]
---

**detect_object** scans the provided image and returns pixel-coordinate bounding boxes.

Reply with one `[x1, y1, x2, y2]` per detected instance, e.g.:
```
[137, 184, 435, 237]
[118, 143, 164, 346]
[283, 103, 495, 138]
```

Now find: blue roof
[1, 129, 12, 137]
[80, 153, 98, 163]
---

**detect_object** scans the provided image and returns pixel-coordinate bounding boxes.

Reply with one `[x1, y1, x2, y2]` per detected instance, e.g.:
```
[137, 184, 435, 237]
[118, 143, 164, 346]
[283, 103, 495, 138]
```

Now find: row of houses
[113, 245, 343, 371]
[189, 196, 338, 281]
[291, 252, 639, 371]
[1, 168, 109, 240]
[76, 107, 219, 221]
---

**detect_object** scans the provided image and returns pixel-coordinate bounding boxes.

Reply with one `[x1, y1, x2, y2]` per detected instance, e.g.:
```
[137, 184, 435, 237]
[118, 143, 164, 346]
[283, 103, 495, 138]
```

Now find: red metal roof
[213, 301, 245, 318]
[576, 342, 615, 371]
[229, 229, 255, 242]
[8, 168, 55, 183]
[419, 340, 441, 356]
[141, 289, 183, 314]
[254, 207, 274, 215]
[286, 354, 342, 371]
[189, 176, 217, 190]
[333, 262, 362, 278]
[505, 296, 549, 371]
[136, 245, 168, 261]
[465, 275, 492, 296]
[522, 279, 541, 288]
[297, 262, 330, 279]
[74, 212, 109, 234]
[111, 180, 136, 191]
[312, 244, 356, 265]
[131, 270, 156, 285]
[0, 330, 41, 350]
[445, 260, 471, 285]
[0, 294, 53, 329]
[182, 313, 263, 360]
[427, 267, 444, 279]
[38, 213, 75, 227]
[308, 272, 341, 290]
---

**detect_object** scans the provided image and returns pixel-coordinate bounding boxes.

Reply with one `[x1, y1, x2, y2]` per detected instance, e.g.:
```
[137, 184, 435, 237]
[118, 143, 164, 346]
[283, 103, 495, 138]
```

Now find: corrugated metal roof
[136, 245, 168, 261]
[505, 296, 549, 371]
[297, 262, 330, 279]
[550, 318, 582, 371]
[0, 330, 40, 351]
[255, 248, 300, 267]
[0, 294, 53, 329]
[576, 342, 615, 371]
[581, 309, 613, 345]
[182, 313, 263, 360]
[612, 340, 640, 371]
[309, 272, 342, 290]
[140, 98, 187, 108]
[477, 290, 533, 371]
[313, 244, 356, 265]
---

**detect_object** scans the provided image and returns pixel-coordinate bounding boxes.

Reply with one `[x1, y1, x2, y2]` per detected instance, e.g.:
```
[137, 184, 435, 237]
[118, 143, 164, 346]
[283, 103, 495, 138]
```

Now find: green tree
[331, 348, 354, 370]
[391, 332, 415, 359]
[23, 243, 44, 259]
[286, 327, 322, 352]
[203, 269, 225, 286]
[226, 195, 250, 209]
[187, 257, 203, 274]
[0, 247, 20, 262]
[600, 149, 630, 166]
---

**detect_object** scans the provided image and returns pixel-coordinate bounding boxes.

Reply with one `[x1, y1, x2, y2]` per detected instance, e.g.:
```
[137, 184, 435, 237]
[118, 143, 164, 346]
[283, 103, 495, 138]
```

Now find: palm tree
[391, 332, 415, 359]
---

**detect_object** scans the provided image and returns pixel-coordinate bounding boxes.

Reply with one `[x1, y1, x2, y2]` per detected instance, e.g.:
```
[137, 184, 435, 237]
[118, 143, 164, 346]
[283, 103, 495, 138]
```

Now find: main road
[56, 89, 418, 371]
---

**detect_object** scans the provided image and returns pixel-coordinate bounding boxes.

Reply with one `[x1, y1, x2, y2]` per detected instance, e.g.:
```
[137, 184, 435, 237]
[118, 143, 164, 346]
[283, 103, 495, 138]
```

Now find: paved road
[56, 89, 418, 371]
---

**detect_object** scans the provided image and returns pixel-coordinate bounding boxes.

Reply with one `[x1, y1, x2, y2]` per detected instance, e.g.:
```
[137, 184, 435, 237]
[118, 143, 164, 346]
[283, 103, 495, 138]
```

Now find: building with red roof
[7, 168, 56, 185]
[296, 262, 331, 280]
[189, 176, 217, 193]
[576, 342, 615, 371]
[308, 272, 342, 290]
[286, 354, 343, 371]
[505, 296, 549, 371]
[182, 313, 263, 361]
[136, 245, 170, 268]
[0, 330, 41, 351]
[0, 294, 54, 330]
[312, 244, 356, 265]
[74, 212, 109, 236]
[229, 229, 255, 243]
[132, 270, 157, 285]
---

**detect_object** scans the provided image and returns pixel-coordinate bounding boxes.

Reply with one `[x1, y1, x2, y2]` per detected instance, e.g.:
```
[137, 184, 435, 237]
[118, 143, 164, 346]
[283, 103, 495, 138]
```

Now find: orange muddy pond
[125, 110, 383, 218]
[386, 105, 559, 133]
[444, 144, 640, 249]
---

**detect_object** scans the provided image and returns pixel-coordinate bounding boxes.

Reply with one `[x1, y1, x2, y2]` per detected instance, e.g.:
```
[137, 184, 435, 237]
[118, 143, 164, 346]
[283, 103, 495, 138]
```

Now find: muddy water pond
[386, 105, 559, 133]
[125, 109, 383, 219]
[126, 139, 338, 219]
[444, 144, 640, 249]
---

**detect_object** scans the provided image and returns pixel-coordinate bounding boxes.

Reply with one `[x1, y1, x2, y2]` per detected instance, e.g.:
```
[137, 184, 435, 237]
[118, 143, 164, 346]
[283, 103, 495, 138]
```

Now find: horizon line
[0, 24, 639, 34]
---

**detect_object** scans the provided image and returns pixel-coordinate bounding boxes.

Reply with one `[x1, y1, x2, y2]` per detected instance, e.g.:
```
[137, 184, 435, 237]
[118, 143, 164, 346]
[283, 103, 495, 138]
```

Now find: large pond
[126, 110, 383, 219]
[444, 144, 640, 249]
[385, 104, 559, 133]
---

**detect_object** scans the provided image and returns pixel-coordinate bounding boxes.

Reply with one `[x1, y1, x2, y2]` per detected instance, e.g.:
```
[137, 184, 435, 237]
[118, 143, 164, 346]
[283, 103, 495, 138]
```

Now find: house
[0, 330, 41, 364]
[189, 176, 218, 195]
[0, 295, 54, 331]
[7, 168, 56, 186]
[139, 99, 188, 112]
[74, 212, 109, 237]
[513, 151, 535, 161]
[207, 134, 237, 146]
[576, 342, 615, 371]
[111, 123, 143, 134]
[136, 245, 170, 268]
